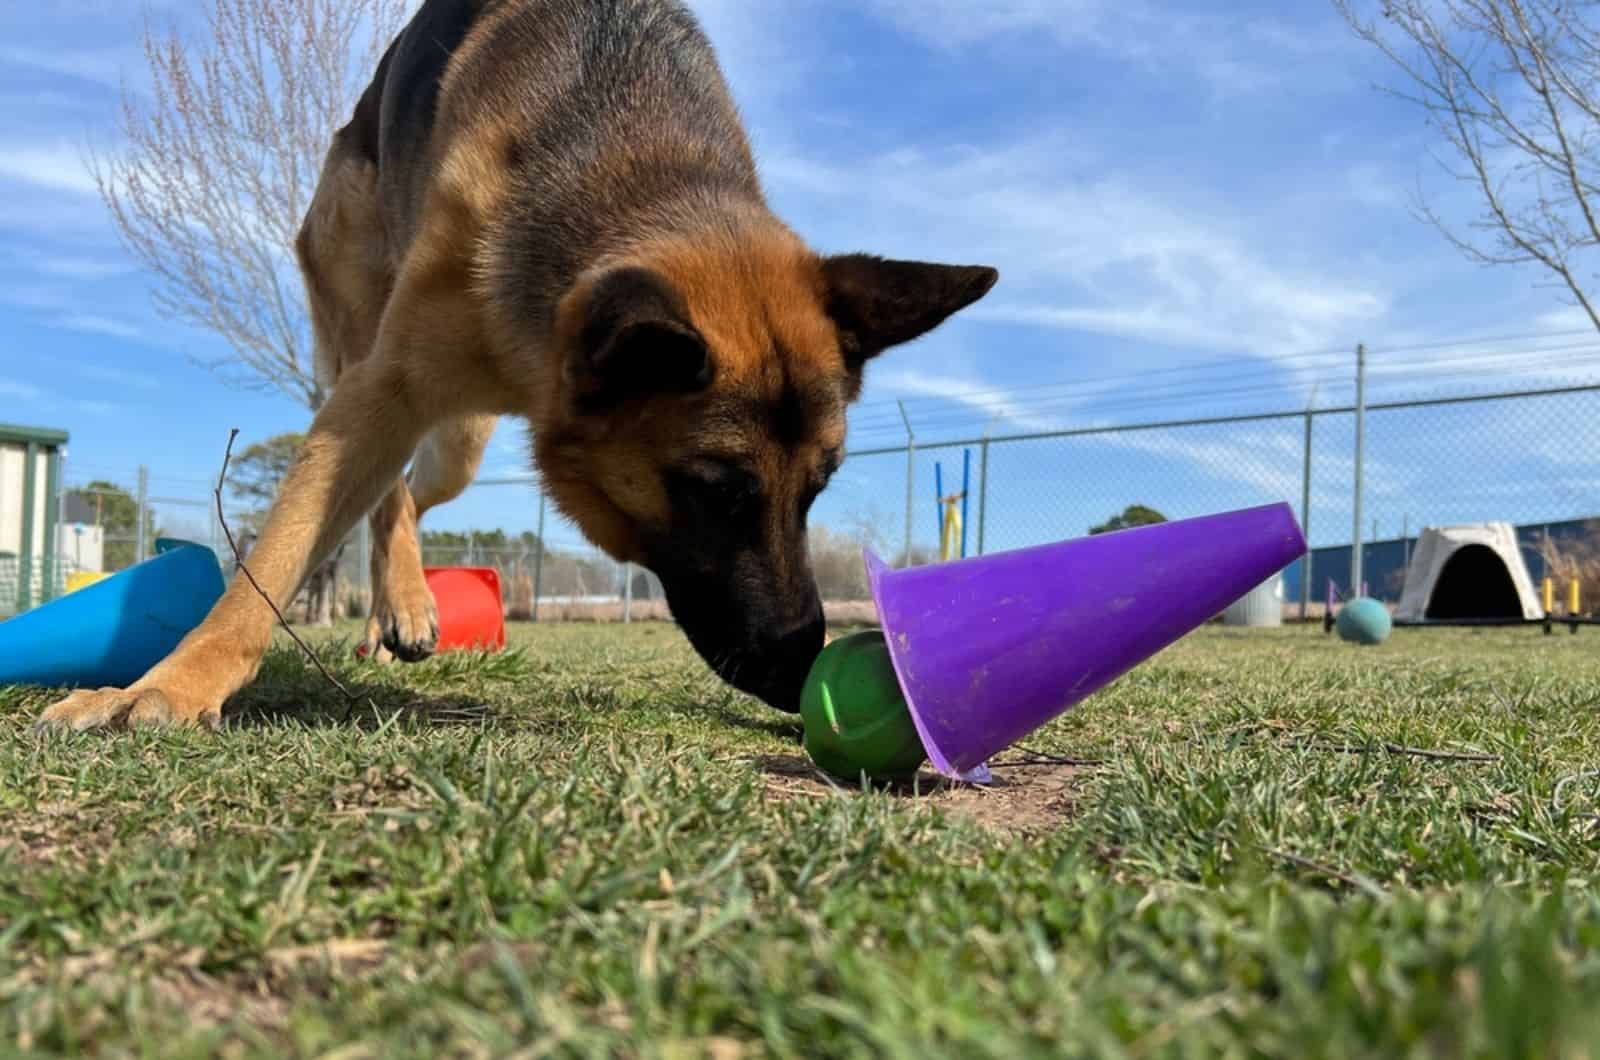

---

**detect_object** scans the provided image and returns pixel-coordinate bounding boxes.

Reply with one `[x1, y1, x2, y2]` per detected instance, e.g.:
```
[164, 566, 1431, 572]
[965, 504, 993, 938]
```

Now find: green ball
[799, 630, 928, 783]
[1336, 597, 1392, 645]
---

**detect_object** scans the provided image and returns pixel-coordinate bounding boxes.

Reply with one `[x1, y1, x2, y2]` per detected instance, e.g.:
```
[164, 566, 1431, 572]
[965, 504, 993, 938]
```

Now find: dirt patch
[0, 801, 120, 868]
[752, 754, 1090, 837]
[264, 939, 391, 981]
[6, 953, 294, 1052]
[148, 969, 293, 1032]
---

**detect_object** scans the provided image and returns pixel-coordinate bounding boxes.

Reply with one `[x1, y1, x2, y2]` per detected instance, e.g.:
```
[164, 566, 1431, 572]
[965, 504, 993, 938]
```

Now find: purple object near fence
[864, 502, 1308, 778]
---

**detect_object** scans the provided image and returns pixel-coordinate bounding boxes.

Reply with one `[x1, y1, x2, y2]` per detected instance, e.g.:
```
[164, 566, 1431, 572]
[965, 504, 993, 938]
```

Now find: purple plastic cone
[866, 501, 1307, 778]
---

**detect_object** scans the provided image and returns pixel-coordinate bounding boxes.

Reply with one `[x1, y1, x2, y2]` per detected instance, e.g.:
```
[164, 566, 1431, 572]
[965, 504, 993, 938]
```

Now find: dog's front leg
[35, 353, 441, 731]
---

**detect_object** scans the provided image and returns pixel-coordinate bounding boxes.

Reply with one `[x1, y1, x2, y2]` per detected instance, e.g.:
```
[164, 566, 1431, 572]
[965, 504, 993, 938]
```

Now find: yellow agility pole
[940, 496, 963, 563]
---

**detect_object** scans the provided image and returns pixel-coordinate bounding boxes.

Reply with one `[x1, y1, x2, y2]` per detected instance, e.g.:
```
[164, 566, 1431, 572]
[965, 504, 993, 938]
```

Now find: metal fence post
[41, 442, 61, 604]
[209, 499, 222, 567]
[623, 562, 633, 623]
[960, 447, 970, 558]
[1351, 344, 1366, 597]
[532, 487, 547, 622]
[1300, 397, 1314, 623]
[977, 433, 991, 556]
[135, 466, 150, 564]
[899, 402, 915, 568]
[17, 442, 37, 612]
[1370, 517, 1378, 594]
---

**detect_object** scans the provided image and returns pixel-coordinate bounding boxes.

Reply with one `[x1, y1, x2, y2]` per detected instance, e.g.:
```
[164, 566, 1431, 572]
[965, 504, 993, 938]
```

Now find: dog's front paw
[35, 686, 223, 733]
[367, 579, 439, 663]
[358, 618, 398, 665]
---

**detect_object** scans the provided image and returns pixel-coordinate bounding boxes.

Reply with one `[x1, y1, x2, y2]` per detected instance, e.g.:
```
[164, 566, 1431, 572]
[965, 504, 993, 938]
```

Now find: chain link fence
[415, 498, 667, 623]
[1, 464, 224, 618]
[10, 382, 1599, 626]
[8, 464, 661, 625]
[810, 383, 1600, 622]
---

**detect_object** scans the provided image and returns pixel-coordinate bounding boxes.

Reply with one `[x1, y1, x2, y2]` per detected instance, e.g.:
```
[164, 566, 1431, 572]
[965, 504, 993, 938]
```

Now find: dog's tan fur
[37, 0, 996, 730]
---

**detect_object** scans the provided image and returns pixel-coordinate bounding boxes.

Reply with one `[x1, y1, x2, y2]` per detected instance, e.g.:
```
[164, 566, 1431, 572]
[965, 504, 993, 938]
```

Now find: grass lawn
[3, 620, 1600, 1058]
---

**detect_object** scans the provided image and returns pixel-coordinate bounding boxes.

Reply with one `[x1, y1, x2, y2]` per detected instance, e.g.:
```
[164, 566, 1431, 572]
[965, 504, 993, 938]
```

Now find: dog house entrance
[1424, 544, 1525, 620]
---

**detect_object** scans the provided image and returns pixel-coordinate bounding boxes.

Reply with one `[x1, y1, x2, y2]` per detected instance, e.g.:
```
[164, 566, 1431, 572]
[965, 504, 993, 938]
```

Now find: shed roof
[0, 422, 69, 447]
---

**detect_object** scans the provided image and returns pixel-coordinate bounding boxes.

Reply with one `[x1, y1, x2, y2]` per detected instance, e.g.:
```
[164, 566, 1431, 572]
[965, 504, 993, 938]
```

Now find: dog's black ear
[821, 255, 999, 364]
[572, 266, 712, 410]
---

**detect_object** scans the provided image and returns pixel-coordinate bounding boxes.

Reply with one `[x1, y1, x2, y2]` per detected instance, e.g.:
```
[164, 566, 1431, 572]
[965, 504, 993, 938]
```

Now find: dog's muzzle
[666, 585, 825, 714]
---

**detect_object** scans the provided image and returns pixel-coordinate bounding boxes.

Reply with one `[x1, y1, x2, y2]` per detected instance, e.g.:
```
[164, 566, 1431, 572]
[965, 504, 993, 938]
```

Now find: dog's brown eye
[668, 466, 760, 514]
[713, 477, 755, 503]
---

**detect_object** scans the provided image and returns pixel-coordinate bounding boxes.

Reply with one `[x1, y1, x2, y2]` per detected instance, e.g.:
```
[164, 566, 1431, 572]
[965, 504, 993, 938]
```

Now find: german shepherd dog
[37, 0, 997, 731]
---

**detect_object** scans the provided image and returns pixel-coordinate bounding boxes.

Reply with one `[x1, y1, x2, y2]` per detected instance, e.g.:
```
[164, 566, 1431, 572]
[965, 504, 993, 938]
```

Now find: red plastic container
[357, 566, 506, 657]
[425, 566, 506, 653]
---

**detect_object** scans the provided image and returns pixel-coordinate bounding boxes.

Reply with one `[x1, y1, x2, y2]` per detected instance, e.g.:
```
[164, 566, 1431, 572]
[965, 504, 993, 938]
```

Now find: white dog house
[1394, 522, 1544, 623]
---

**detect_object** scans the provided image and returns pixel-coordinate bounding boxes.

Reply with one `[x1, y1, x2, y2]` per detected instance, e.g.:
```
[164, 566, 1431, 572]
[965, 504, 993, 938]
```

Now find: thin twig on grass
[1378, 742, 1500, 763]
[1258, 846, 1386, 899]
[989, 747, 1108, 769]
[1184, 725, 1499, 764]
[215, 427, 356, 702]
[991, 743, 1108, 768]
[1288, 738, 1500, 763]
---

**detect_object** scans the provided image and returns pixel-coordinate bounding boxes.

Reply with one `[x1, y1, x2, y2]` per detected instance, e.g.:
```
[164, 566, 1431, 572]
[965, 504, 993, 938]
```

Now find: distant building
[1285, 515, 1600, 606]
[0, 422, 68, 615]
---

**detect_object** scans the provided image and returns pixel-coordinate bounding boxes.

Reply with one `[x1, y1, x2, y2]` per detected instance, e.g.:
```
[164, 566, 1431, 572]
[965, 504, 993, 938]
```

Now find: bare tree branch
[89, 0, 410, 412]
[1334, 0, 1600, 330]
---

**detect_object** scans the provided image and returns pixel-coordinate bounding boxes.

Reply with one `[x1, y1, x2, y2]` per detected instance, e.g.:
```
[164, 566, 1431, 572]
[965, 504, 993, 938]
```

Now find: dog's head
[534, 227, 997, 711]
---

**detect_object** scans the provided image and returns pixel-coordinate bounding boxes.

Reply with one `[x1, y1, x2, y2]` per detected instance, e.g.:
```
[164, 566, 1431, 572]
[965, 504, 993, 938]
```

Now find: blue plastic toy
[0, 539, 225, 688]
[1336, 597, 1393, 646]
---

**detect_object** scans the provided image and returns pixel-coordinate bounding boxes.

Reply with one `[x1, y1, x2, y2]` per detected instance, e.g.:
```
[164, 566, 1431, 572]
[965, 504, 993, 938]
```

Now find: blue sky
[2, 0, 1598, 558]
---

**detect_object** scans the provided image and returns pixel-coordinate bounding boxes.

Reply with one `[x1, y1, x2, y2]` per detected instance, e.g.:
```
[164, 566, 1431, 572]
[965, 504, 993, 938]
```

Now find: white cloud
[1089, 423, 1407, 518]
[681, 0, 835, 133]
[52, 313, 142, 340]
[768, 137, 1389, 368]
[0, 142, 99, 196]
[0, 88, 97, 111]
[1096, 427, 1311, 505]
[33, 255, 132, 280]
[0, 378, 46, 402]
[868, 368, 1067, 434]
[0, 45, 135, 89]
[1344, 162, 1407, 210]
[69, 398, 124, 417]
[64, 362, 159, 390]
[854, 0, 1334, 101]
[859, 0, 1107, 47]
[0, 284, 71, 311]
[1533, 306, 1597, 333]
[0, 193, 112, 238]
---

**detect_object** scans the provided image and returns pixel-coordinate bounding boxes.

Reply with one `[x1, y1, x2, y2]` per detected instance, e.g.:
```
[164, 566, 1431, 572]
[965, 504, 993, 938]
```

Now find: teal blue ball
[1336, 597, 1392, 645]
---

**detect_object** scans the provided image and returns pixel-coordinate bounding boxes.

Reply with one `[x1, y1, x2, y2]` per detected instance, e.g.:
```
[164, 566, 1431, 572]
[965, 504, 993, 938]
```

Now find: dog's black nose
[747, 611, 825, 714]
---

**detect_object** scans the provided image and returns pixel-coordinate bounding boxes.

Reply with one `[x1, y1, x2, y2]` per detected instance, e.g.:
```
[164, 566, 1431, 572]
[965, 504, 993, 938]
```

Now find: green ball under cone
[800, 630, 928, 783]
[1336, 597, 1392, 646]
